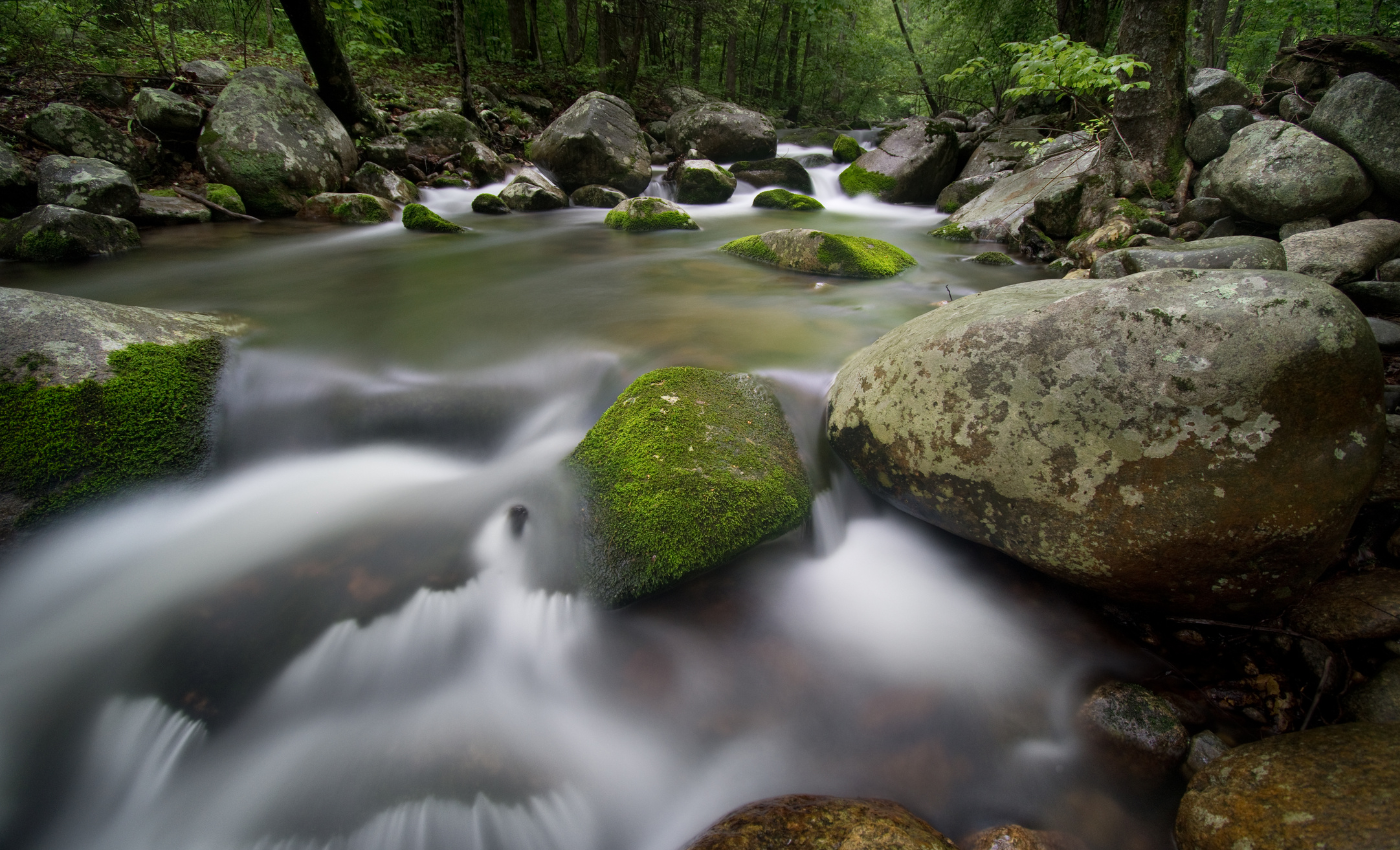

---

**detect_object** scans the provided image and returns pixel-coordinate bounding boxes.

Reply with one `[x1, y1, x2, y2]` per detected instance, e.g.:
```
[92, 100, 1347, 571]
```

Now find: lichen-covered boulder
[471, 193, 509, 215]
[684, 796, 956, 850]
[568, 367, 811, 607]
[398, 108, 480, 159]
[402, 203, 468, 233]
[604, 197, 698, 232]
[1175, 723, 1400, 850]
[570, 184, 626, 208]
[348, 161, 419, 205]
[670, 158, 736, 204]
[1092, 235, 1287, 279]
[296, 192, 396, 224]
[0, 205, 140, 261]
[25, 103, 140, 171]
[0, 146, 36, 217]
[729, 157, 812, 194]
[826, 269, 1384, 616]
[666, 101, 776, 162]
[1309, 72, 1400, 200]
[1209, 121, 1371, 225]
[1188, 68, 1252, 113]
[832, 134, 862, 163]
[180, 59, 232, 85]
[1077, 682, 1189, 778]
[36, 155, 138, 218]
[132, 87, 205, 140]
[358, 134, 409, 172]
[1185, 105, 1255, 165]
[499, 168, 568, 212]
[946, 147, 1096, 242]
[721, 229, 915, 278]
[1283, 219, 1400, 286]
[752, 188, 823, 211]
[198, 67, 357, 217]
[838, 118, 959, 203]
[460, 141, 506, 185]
[0, 286, 243, 536]
[530, 91, 651, 196]
[130, 194, 211, 226]
[935, 172, 1005, 214]
[1290, 570, 1400, 641]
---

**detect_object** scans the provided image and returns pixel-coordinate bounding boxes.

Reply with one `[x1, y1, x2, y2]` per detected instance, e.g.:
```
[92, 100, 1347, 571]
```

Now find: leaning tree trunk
[507, 0, 532, 62]
[451, 0, 480, 123]
[1111, 0, 1190, 188]
[279, 0, 387, 138]
[890, 0, 939, 116]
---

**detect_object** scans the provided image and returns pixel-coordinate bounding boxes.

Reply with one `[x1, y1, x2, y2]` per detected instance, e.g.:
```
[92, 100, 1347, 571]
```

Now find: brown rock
[1175, 722, 1400, 850]
[682, 795, 958, 850]
[1077, 682, 1189, 778]
[1290, 570, 1400, 641]
[959, 824, 1088, 850]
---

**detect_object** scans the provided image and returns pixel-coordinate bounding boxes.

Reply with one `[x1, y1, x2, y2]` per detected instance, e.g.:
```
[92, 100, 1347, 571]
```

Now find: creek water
[0, 137, 1176, 850]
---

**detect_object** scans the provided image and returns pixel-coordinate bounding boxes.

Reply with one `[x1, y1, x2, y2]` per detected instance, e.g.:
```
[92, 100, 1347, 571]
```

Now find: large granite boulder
[838, 118, 959, 204]
[1188, 68, 1252, 113]
[958, 126, 1041, 179]
[1209, 121, 1371, 225]
[721, 229, 916, 278]
[1176, 723, 1399, 850]
[0, 287, 243, 537]
[728, 157, 813, 194]
[944, 147, 1097, 242]
[498, 167, 568, 211]
[0, 146, 36, 217]
[669, 158, 737, 204]
[0, 205, 140, 261]
[659, 86, 711, 113]
[348, 161, 419, 205]
[826, 269, 1384, 616]
[132, 87, 205, 140]
[35, 155, 138, 218]
[1092, 235, 1287, 279]
[24, 103, 140, 171]
[604, 197, 698, 232]
[1283, 219, 1400, 286]
[198, 66, 358, 217]
[1308, 72, 1400, 200]
[666, 101, 777, 162]
[682, 796, 957, 850]
[1185, 105, 1255, 165]
[568, 367, 810, 607]
[530, 91, 651, 196]
[935, 172, 1004, 213]
[460, 141, 506, 186]
[398, 108, 480, 160]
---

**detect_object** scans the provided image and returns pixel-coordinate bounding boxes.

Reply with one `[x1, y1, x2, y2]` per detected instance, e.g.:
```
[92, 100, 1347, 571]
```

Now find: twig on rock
[171, 186, 261, 223]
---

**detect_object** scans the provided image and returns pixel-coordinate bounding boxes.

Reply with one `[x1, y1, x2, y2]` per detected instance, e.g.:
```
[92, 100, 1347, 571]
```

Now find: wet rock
[752, 188, 823, 211]
[0, 146, 36, 217]
[1183, 730, 1230, 778]
[946, 147, 1096, 242]
[972, 251, 1013, 266]
[460, 141, 506, 186]
[132, 87, 205, 140]
[1382, 259, 1400, 282]
[297, 192, 396, 225]
[568, 367, 811, 607]
[832, 134, 862, 163]
[604, 196, 697, 232]
[670, 158, 737, 204]
[1077, 681, 1188, 778]
[795, 152, 833, 168]
[659, 86, 711, 112]
[402, 202, 467, 232]
[570, 184, 626, 208]
[181, 59, 231, 85]
[470, 193, 509, 215]
[960, 825, 1087, 850]
[666, 101, 776, 162]
[1283, 219, 1400, 285]
[36, 155, 138, 218]
[398, 108, 480, 159]
[1278, 216, 1330, 240]
[729, 157, 812, 194]
[427, 172, 466, 189]
[783, 128, 839, 147]
[1180, 197, 1225, 225]
[131, 194, 211, 226]
[929, 222, 975, 242]
[0, 286, 242, 536]
[935, 172, 1005, 214]
[358, 135, 409, 172]
[1290, 570, 1400, 640]
[530, 91, 651, 196]
[349, 162, 419, 205]
[1279, 93, 1314, 123]
[1175, 723, 1400, 850]
[721, 229, 915, 278]
[25, 103, 140, 171]
[1209, 121, 1371, 225]
[1345, 659, 1400, 722]
[1309, 72, 1400, 200]
[199, 67, 357, 217]
[1092, 235, 1286, 279]
[1185, 105, 1255, 165]
[499, 168, 568, 212]
[0, 205, 139, 261]
[682, 796, 956, 850]
[839, 117, 960, 204]
[1189, 68, 1252, 113]
[826, 269, 1384, 616]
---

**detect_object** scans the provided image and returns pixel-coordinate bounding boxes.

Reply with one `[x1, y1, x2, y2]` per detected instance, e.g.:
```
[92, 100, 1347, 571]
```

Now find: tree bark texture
[772, 4, 790, 100]
[565, 0, 581, 63]
[1056, 0, 1115, 49]
[724, 28, 737, 97]
[508, 0, 532, 61]
[890, 0, 939, 115]
[690, 4, 703, 82]
[278, 0, 387, 137]
[529, 0, 543, 62]
[1112, 0, 1190, 184]
[451, 0, 480, 122]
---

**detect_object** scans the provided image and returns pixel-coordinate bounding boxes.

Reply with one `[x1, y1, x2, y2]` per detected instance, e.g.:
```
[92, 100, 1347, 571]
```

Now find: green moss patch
[720, 234, 781, 263]
[838, 163, 897, 198]
[205, 183, 246, 215]
[832, 134, 862, 163]
[752, 188, 824, 211]
[568, 366, 812, 607]
[402, 203, 467, 233]
[817, 233, 917, 278]
[929, 222, 975, 242]
[604, 197, 699, 232]
[0, 339, 223, 525]
[972, 251, 1014, 265]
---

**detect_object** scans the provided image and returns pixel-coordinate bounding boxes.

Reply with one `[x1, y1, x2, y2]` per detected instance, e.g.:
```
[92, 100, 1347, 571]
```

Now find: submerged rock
[131, 194, 211, 226]
[349, 162, 419, 205]
[838, 117, 959, 204]
[1290, 570, 1400, 641]
[832, 134, 862, 163]
[603, 197, 698, 232]
[752, 188, 823, 211]
[1308, 72, 1400, 200]
[402, 203, 467, 232]
[0, 286, 243, 537]
[25, 103, 140, 171]
[530, 91, 651, 196]
[132, 87, 205, 140]
[1282, 219, 1400, 286]
[1092, 235, 1287, 279]
[683, 796, 957, 850]
[471, 193, 509, 215]
[570, 184, 626, 208]
[296, 192, 396, 225]
[36, 155, 138, 218]
[826, 269, 1383, 616]
[1176, 723, 1400, 850]
[721, 229, 915, 278]
[0, 205, 140, 261]
[670, 158, 737, 204]
[795, 152, 833, 168]
[1208, 121, 1371, 225]
[1077, 682, 1189, 778]
[568, 367, 811, 607]
[666, 101, 776, 162]
[729, 157, 813, 194]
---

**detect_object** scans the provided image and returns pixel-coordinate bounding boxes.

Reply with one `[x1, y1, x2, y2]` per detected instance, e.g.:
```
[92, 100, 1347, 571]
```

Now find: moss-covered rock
[402, 203, 468, 232]
[203, 183, 246, 220]
[25, 103, 140, 171]
[682, 795, 957, 850]
[670, 158, 737, 204]
[972, 251, 1014, 265]
[928, 222, 975, 242]
[720, 229, 915, 278]
[470, 193, 510, 215]
[832, 134, 862, 163]
[729, 157, 813, 193]
[36, 155, 139, 218]
[1077, 681, 1189, 778]
[358, 134, 409, 172]
[398, 108, 481, 159]
[296, 192, 396, 225]
[570, 184, 626, 208]
[568, 367, 811, 607]
[837, 118, 959, 203]
[0, 286, 245, 536]
[460, 141, 506, 185]
[499, 167, 568, 211]
[132, 87, 205, 140]
[428, 172, 467, 188]
[752, 188, 823, 211]
[604, 197, 698, 232]
[349, 161, 419, 205]
[0, 205, 140, 261]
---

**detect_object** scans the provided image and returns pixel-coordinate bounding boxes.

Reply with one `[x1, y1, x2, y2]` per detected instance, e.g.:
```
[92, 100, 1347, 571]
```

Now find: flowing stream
[0, 138, 1176, 850]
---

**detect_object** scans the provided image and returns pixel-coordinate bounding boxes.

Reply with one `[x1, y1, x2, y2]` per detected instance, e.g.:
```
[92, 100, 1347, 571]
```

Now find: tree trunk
[1221, 0, 1245, 66]
[598, 0, 619, 88]
[724, 28, 738, 98]
[279, 0, 387, 137]
[507, 0, 532, 61]
[786, 21, 800, 99]
[565, 0, 581, 62]
[1057, 0, 1114, 49]
[772, 4, 789, 103]
[690, 4, 703, 83]
[1112, 0, 1190, 186]
[890, 0, 939, 116]
[620, 0, 643, 93]
[529, 0, 543, 63]
[266, 0, 275, 48]
[451, 0, 480, 122]
[747, 0, 772, 97]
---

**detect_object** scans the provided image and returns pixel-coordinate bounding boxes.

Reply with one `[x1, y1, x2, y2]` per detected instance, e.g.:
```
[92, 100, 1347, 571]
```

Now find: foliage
[945, 34, 1150, 118]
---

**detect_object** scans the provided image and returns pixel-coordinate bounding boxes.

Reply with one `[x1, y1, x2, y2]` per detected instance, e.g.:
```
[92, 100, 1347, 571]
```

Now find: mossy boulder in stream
[402, 203, 467, 232]
[721, 229, 916, 278]
[604, 197, 698, 232]
[0, 286, 245, 538]
[471, 193, 510, 215]
[826, 269, 1384, 617]
[297, 192, 397, 224]
[568, 367, 812, 607]
[832, 134, 862, 163]
[203, 183, 246, 220]
[682, 795, 958, 850]
[670, 158, 737, 204]
[0, 205, 140, 261]
[752, 188, 823, 211]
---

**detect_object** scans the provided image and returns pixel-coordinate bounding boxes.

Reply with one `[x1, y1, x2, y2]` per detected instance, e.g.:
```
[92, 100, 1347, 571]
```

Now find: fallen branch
[171, 186, 261, 223]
